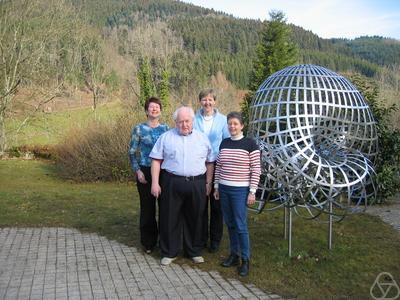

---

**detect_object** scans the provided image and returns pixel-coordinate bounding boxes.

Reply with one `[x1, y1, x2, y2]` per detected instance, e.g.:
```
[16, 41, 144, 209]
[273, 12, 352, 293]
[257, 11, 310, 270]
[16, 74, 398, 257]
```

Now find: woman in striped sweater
[213, 111, 261, 277]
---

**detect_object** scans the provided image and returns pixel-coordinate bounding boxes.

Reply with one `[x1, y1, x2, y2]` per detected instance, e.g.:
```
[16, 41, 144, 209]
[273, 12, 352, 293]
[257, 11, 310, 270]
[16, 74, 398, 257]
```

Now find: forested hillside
[1, 0, 399, 113]
[82, 0, 400, 89]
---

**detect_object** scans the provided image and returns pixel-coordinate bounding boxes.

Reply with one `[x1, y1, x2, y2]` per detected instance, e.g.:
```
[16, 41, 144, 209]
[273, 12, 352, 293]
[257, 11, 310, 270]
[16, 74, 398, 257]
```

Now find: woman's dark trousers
[136, 166, 159, 250]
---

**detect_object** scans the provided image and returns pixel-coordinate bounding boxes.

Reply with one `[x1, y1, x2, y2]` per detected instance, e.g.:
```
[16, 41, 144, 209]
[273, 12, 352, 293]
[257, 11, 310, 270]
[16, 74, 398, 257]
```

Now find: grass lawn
[6, 101, 126, 147]
[1, 159, 400, 299]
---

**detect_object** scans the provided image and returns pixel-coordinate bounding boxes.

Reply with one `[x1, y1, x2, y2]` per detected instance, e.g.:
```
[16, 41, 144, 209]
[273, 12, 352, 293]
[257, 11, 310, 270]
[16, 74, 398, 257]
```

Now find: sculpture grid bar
[248, 64, 378, 218]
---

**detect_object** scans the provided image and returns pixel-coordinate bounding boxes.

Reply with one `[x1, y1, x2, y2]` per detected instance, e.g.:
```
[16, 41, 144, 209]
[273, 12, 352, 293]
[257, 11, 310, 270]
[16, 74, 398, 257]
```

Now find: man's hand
[151, 182, 161, 198]
[150, 159, 162, 198]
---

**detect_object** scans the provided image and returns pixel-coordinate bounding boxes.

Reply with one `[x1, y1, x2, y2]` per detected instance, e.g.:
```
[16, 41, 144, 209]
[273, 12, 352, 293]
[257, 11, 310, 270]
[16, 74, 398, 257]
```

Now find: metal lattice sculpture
[248, 64, 378, 254]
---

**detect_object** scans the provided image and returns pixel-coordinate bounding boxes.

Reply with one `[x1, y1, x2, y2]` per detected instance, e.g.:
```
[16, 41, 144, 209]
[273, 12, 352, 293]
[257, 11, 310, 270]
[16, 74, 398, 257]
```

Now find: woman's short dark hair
[144, 97, 162, 111]
[198, 89, 217, 101]
[227, 111, 244, 125]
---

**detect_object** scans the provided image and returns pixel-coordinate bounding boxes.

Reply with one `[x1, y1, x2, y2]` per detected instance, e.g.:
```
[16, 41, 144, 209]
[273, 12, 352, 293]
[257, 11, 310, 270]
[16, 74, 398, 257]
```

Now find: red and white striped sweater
[214, 136, 261, 191]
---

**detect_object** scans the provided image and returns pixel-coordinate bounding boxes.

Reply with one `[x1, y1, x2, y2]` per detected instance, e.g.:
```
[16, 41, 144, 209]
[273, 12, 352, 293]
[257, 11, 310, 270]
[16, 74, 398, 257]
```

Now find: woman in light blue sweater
[193, 89, 230, 253]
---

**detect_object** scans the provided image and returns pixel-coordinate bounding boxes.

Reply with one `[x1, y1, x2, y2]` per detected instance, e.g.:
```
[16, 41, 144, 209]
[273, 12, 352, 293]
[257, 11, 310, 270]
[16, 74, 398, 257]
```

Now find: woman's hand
[136, 170, 147, 184]
[213, 189, 219, 200]
[206, 183, 212, 196]
[247, 193, 256, 205]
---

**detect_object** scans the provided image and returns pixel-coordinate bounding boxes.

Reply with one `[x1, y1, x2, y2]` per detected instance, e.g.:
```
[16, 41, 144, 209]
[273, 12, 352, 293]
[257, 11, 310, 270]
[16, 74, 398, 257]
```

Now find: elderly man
[150, 106, 215, 266]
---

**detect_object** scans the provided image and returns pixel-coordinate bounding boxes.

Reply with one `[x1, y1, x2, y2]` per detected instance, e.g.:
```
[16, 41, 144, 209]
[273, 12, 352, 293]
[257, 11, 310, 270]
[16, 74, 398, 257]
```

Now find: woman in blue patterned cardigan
[129, 97, 169, 254]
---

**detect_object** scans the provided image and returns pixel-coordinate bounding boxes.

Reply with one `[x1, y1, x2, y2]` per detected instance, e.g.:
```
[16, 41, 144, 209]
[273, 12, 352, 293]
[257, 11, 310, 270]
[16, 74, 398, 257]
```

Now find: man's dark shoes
[221, 254, 239, 267]
[238, 258, 249, 276]
[209, 241, 220, 253]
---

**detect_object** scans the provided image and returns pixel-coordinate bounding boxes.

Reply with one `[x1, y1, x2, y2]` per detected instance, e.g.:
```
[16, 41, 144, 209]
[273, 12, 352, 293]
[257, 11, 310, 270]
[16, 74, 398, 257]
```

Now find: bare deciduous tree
[80, 34, 107, 114]
[0, 0, 75, 155]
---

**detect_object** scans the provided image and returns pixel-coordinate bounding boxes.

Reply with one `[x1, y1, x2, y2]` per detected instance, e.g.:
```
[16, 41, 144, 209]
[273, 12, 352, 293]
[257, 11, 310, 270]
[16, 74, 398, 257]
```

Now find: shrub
[7, 145, 54, 159]
[20, 145, 54, 159]
[54, 113, 140, 182]
[350, 74, 400, 200]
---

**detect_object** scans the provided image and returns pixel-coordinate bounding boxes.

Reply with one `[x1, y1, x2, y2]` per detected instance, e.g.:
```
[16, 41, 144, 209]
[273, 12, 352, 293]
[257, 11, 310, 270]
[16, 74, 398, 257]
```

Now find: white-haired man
[150, 106, 215, 266]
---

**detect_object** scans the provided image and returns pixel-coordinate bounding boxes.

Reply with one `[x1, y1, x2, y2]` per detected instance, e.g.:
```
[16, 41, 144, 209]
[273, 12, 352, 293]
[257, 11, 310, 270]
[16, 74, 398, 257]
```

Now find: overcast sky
[182, 0, 400, 40]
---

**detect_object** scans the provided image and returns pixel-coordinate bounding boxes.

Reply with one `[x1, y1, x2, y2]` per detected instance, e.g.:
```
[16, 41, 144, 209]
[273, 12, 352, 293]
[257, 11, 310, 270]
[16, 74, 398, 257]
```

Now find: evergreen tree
[241, 10, 298, 130]
[137, 57, 156, 107]
[159, 67, 170, 109]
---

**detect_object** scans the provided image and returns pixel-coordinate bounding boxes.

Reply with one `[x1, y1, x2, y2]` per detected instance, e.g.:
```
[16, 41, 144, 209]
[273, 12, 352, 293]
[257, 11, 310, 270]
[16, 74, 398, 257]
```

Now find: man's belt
[164, 171, 205, 181]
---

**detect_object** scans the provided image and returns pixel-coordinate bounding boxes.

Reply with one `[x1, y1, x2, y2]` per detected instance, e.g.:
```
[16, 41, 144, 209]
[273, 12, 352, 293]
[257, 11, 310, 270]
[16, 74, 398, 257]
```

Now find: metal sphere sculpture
[248, 64, 378, 221]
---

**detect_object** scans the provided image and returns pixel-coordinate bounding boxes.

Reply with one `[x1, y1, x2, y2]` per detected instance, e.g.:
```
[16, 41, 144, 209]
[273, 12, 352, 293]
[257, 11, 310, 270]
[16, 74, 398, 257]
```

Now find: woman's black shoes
[221, 255, 250, 276]
[221, 254, 239, 267]
[238, 258, 249, 276]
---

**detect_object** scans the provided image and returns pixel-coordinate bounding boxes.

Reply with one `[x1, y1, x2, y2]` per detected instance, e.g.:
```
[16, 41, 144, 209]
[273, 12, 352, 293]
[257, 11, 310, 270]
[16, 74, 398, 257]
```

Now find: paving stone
[0, 227, 285, 299]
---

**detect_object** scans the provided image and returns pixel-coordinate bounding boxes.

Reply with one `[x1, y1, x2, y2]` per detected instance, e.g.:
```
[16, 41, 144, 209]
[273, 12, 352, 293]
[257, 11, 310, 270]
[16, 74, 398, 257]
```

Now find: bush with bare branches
[54, 114, 141, 182]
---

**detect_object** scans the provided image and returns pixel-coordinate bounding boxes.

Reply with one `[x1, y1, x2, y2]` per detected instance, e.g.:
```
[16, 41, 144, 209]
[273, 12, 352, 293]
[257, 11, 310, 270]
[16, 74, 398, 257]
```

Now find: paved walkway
[3, 203, 397, 300]
[0, 227, 284, 300]
[366, 202, 400, 232]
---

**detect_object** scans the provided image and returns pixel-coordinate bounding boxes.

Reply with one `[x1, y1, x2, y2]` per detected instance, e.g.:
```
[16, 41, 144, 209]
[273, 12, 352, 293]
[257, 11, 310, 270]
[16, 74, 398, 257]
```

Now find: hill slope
[2, 0, 399, 106]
